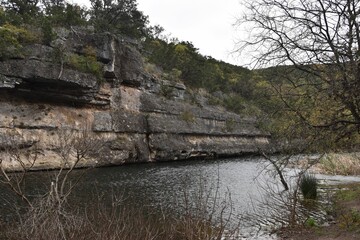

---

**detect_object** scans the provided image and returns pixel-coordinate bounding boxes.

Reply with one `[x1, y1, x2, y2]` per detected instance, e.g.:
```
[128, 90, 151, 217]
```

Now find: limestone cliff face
[0, 28, 270, 171]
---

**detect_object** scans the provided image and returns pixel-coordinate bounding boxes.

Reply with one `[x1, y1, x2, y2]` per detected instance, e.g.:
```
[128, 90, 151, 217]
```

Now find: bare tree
[50, 129, 103, 207]
[0, 142, 38, 208]
[238, 0, 360, 145]
[0, 129, 103, 239]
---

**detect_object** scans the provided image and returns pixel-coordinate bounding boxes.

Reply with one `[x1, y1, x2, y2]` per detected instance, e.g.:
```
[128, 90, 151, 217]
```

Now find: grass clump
[65, 45, 102, 79]
[224, 118, 236, 132]
[160, 83, 174, 99]
[162, 68, 182, 82]
[300, 174, 317, 200]
[305, 217, 317, 227]
[180, 110, 195, 123]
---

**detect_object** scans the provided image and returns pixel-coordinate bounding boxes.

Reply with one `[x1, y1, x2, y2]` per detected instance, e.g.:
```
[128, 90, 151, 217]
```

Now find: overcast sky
[71, 0, 246, 66]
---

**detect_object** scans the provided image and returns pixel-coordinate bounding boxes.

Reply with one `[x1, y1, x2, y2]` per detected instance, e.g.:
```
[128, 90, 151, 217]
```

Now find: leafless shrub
[0, 143, 38, 208]
[2, 178, 243, 240]
[171, 174, 241, 239]
[51, 129, 103, 206]
[0, 129, 103, 240]
[1, 134, 243, 240]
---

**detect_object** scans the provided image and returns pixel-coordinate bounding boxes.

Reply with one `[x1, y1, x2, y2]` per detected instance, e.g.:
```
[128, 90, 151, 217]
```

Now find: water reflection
[3, 157, 359, 228]
[1, 157, 268, 220]
[100, 158, 265, 210]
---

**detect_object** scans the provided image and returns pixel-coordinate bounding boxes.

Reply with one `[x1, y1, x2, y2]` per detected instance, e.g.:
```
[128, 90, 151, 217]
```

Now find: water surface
[2, 156, 360, 239]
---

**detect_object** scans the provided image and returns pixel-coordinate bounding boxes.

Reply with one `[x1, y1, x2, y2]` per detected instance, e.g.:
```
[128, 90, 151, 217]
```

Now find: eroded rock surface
[0, 28, 270, 171]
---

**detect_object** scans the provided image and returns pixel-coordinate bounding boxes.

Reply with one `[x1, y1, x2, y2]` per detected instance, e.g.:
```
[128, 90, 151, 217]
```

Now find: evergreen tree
[0, 0, 40, 24]
[89, 0, 148, 38]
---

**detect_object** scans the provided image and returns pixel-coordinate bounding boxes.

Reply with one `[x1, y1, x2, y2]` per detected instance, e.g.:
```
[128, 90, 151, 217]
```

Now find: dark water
[0, 157, 270, 221]
[83, 157, 268, 211]
[3, 157, 360, 239]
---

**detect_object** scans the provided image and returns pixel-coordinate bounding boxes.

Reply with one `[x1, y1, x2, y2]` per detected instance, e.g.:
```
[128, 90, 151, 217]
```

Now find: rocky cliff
[0, 28, 270, 171]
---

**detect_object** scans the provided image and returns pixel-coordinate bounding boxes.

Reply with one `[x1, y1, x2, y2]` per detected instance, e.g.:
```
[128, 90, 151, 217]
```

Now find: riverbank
[278, 182, 360, 240]
[1, 155, 359, 239]
[276, 153, 360, 239]
[0, 158, 265, 239]
[290, 152, 360, 176]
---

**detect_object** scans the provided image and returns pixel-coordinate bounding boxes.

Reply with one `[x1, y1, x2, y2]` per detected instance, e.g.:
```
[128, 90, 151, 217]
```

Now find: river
[1, 156, 360, 239]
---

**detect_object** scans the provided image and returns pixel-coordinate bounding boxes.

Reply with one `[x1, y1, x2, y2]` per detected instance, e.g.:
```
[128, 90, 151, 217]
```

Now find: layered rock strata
[0, 28, 270, 171]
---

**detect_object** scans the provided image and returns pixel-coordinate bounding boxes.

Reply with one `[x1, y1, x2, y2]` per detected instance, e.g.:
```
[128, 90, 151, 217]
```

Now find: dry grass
[1, 192, 241, 240]
[318, 153, 360, 176]
[0, 174, 241, 240]
[289, 153, 360, 176]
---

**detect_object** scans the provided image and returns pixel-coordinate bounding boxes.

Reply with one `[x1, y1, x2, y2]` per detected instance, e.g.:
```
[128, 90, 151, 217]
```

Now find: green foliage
[65, 45, 102, 79]
[223, 95, 245, 114]
[143, 37, 254, 113]
[0, 23, 36, 59]
[89, 0, 148, 38]
[66, 53, 101, 75]
[163, 68, 182, 82]
[43, 1, 87, 27]
[334, 184, 360, 230]
[144, 62, 162, 78]
[305, 217, 317, 227]
[336, 184, 360, 202]
[0, 7, 6, 24]
[224, 118, 236, 132]
[142, 35, 270, 124]
[337, 190, 358, 202]
[63, 3, 87, 26]
[41, 18, 56, 45]
[339, 208, 360, 230]
[0, 0, 86, 27]
[207, 96, 222, 106]
[0, 0, 40, 24]
[300, 174, 317, 200]
[252, 66, 360, 151]
[160, 83, 174, 99]
[52, 44, 65, 63]
[180, 110, 195, 123]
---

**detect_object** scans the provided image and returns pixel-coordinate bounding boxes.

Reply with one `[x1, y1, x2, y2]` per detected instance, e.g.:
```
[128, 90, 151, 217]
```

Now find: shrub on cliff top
[65, 46, 102, 80]
[0, 23, 37, 60]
